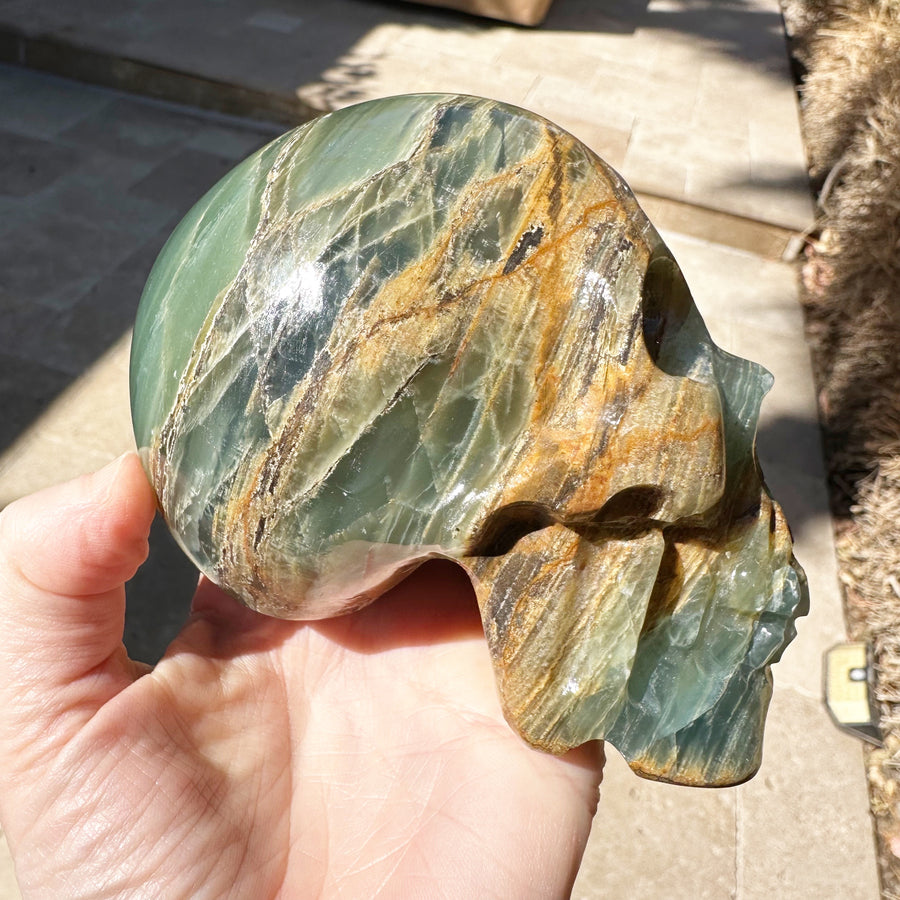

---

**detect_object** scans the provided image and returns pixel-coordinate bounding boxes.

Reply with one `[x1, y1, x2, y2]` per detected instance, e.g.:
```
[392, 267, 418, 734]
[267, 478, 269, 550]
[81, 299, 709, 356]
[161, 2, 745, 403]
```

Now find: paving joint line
[635, 191, 803, 262]
[0, 26, 316, 127]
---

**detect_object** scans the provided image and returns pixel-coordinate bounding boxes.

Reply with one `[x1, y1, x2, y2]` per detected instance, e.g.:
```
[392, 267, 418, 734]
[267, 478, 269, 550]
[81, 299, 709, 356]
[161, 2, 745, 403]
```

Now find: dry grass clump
[803, 73, 900, 509]
[848, 450, 900, 897]
[781, 0, 900, 894]
[801, 1, 900, 178]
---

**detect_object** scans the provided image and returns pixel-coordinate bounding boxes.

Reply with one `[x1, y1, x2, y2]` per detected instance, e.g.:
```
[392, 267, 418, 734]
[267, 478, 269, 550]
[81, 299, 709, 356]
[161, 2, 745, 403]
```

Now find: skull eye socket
[641, 253, 693, 371]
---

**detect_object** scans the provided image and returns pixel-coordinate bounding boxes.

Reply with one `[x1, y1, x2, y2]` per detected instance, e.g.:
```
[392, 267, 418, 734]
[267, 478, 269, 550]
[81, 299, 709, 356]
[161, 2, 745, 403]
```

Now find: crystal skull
[130, 94, 808, 786]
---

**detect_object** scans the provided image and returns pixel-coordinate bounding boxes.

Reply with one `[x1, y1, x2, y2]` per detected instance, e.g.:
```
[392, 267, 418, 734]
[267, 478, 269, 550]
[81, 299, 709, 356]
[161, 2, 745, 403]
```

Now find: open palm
[0, 455, 602, 899]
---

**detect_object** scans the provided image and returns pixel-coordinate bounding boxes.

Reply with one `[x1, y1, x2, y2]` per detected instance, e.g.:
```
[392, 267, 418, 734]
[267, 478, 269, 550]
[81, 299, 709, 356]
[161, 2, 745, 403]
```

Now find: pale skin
[0, 454, 604, 899]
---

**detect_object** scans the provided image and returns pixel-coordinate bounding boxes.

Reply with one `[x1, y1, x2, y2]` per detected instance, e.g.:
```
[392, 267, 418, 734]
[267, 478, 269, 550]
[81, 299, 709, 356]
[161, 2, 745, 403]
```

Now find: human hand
[0, 455, 603, 899]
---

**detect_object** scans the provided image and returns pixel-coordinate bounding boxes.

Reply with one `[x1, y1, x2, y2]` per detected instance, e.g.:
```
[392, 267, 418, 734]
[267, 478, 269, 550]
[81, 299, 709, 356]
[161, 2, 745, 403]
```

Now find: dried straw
[782, 0, 900, 892]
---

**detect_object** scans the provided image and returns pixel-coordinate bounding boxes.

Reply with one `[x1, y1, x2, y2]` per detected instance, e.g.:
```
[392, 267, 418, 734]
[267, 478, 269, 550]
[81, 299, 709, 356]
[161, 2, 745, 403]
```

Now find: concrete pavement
[0, 0, 880, 895]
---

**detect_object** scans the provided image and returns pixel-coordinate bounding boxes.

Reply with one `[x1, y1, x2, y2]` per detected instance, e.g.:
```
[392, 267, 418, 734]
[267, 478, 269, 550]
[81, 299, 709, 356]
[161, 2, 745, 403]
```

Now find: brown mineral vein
[219, 123, 606, 577]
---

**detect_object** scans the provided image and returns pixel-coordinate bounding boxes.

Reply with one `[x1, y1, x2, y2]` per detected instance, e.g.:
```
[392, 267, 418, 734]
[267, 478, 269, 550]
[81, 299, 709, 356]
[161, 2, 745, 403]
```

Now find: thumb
[0, 453, 157, 735]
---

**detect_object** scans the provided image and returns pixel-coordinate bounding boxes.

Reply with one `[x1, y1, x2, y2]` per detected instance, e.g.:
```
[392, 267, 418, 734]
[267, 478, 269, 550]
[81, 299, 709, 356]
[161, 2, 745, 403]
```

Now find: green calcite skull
[130, 93, 808, 786]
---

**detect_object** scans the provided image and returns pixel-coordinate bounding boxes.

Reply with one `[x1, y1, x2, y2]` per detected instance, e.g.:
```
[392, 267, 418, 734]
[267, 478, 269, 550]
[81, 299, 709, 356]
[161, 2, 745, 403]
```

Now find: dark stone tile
[0, 349, 71, 448]
[57, 96, 205, 161]
[0, 232, 167, 376]
[0, 30, 19, 64]
[0, 282, 73, 373]
[187, 124, 274, 162]
[0, 63, 112, 140]
[129, 146, 240, 208]
[0, 207, 147, 311]
[32, 168, 175, 239]
[0, 129, 85, 197]
[0, 193, 18, 224]
[71, 152, 159, 193]
[60, 236, 168, 370]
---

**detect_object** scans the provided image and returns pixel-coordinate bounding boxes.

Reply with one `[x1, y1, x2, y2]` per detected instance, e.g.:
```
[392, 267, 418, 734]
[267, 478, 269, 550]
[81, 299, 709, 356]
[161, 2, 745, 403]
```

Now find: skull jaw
[466, 489, 807, 788]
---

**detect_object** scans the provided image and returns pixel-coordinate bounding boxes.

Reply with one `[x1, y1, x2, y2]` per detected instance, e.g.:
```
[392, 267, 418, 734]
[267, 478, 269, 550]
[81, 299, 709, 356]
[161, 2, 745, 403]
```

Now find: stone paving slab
[0, 0, 814, 230]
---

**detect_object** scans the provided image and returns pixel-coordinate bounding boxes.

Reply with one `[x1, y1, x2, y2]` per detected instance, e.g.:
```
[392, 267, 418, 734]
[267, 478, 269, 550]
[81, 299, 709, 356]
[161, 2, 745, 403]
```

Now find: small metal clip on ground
[824, 642, 883, 746]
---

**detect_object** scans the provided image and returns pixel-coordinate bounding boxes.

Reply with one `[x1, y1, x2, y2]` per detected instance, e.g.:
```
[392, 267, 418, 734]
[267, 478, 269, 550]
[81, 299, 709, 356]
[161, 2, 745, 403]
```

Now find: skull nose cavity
[578, 484, 666, 529]
[466, 501, 555, 556]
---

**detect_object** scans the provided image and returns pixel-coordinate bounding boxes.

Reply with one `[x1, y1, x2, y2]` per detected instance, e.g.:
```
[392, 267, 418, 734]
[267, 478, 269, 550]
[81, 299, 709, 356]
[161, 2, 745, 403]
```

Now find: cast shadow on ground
[756, 410, 831, 546]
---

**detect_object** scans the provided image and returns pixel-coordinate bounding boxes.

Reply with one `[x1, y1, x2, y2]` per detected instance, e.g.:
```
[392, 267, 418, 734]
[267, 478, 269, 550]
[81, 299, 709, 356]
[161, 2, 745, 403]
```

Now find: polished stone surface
[131, 93, 807, 786]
